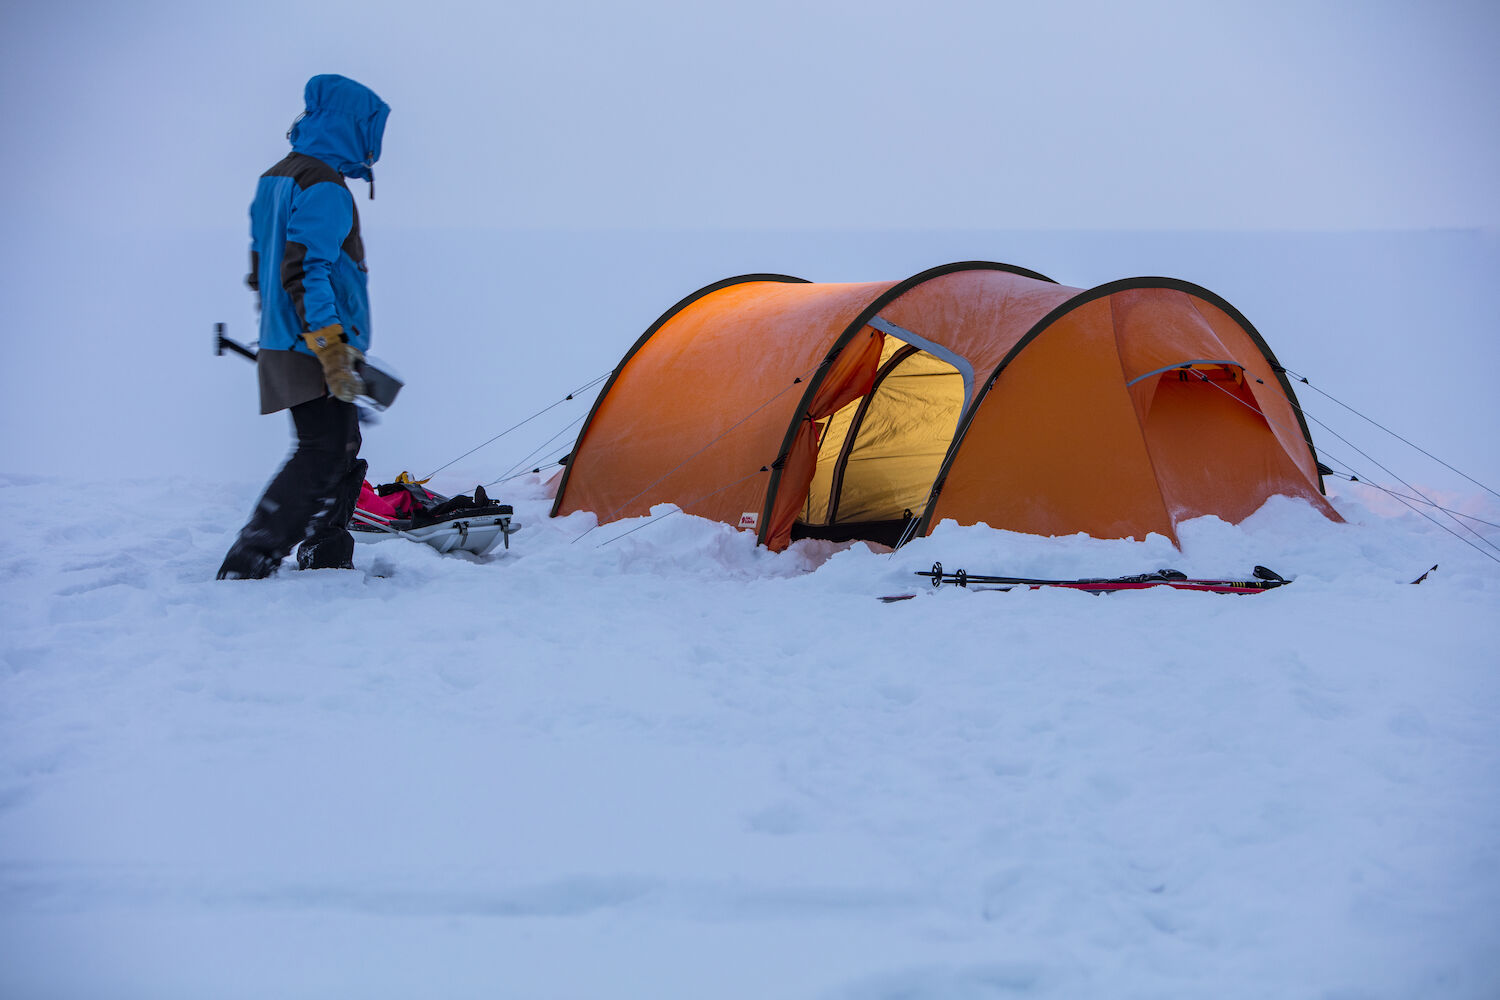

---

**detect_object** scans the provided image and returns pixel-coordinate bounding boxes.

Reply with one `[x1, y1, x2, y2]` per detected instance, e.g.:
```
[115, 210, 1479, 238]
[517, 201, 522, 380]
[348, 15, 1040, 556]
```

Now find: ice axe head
[213, 323, 259, 362]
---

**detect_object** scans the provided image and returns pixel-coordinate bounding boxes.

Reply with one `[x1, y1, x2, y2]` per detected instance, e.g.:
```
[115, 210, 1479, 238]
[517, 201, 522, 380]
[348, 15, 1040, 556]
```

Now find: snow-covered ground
[2, 468, 1497, 999]
[6, 1, 1497, 992]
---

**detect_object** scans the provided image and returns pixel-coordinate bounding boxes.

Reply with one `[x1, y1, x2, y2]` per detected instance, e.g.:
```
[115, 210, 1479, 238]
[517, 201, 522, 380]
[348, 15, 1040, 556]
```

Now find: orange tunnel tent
[550, 262, 1340, 550]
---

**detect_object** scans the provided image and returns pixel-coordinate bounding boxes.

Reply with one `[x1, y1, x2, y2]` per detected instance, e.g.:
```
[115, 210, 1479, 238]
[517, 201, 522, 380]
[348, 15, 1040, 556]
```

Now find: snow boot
[296, 531, 354, 570]
[216, 543, 281, 580]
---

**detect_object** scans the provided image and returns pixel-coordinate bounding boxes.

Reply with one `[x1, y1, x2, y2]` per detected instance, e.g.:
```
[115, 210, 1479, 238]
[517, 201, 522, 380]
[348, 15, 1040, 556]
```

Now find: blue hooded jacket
[248, 75, 390, 357]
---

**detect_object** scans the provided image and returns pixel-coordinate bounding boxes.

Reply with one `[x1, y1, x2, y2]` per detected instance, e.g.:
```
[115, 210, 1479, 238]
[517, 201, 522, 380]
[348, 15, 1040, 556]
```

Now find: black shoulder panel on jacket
[344, 203, 364, 265]
[263, 152, 346, 191]
[265, 152, 365, 268]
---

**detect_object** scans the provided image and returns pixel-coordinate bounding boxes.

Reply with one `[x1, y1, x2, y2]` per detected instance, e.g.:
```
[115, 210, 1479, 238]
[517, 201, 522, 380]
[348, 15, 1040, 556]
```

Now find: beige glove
[303, 324, 365, 403]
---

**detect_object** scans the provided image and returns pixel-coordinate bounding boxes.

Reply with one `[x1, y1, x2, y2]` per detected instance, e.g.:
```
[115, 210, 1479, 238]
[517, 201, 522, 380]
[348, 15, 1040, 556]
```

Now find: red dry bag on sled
[351, 473, 519, 555]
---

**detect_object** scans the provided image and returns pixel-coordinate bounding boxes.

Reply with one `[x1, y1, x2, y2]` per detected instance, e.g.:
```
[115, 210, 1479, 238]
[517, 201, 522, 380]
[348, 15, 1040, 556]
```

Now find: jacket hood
[288, 74, 390, 181]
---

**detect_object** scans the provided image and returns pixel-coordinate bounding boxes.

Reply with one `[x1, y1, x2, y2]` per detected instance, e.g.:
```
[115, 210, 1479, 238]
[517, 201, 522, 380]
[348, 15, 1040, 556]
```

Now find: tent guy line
[1279, 365, 1500, 502]
[1186, 369, 1500, 564]
[422, 371, 610, 482]
[487, 414, 589, 489]
[1317, 475, 1500, 532]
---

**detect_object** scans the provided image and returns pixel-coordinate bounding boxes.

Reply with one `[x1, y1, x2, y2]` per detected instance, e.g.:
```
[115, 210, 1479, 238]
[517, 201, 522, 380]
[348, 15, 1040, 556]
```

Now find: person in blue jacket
[218, 74, 391, 580]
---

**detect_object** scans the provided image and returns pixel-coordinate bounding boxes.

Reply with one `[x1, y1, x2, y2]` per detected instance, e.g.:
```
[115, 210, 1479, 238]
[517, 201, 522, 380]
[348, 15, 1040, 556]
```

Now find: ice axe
[214, 322, 403, 410]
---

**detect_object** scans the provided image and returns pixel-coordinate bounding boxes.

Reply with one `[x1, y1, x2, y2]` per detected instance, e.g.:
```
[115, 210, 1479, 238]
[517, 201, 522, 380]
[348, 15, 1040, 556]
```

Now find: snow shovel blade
[354, 357, 403, 410]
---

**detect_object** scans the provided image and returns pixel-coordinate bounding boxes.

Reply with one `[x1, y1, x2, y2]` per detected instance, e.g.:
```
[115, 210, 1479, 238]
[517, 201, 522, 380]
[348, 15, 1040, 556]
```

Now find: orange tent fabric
[551, 263, 1340, 549]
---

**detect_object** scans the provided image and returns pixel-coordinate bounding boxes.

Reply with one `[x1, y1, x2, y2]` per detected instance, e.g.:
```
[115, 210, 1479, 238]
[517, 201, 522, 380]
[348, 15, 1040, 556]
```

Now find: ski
[879, 562, 1291, 602]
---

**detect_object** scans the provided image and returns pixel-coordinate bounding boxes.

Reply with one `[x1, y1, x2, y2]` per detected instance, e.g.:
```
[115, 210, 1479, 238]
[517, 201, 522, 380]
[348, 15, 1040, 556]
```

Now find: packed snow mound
[2, 471, 1498, 1000]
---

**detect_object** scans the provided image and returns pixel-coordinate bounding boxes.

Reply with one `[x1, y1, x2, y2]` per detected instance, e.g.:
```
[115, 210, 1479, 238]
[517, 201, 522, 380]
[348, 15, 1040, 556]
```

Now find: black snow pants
[218, 395, 365, 579]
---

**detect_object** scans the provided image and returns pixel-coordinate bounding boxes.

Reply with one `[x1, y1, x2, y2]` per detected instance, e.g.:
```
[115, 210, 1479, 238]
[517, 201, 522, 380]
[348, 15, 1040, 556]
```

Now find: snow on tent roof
[551, 262, 1340, 549]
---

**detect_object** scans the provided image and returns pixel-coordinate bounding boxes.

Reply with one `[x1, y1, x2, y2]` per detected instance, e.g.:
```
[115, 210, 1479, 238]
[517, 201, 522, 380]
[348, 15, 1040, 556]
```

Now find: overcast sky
[1, 0, 1496, 492]
[4, 0, 1498, 234]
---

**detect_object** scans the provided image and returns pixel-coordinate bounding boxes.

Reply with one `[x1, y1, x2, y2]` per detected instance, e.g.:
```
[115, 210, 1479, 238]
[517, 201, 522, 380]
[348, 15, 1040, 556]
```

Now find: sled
[349, 476, 520, 557]
[350, 508, 519, 556]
